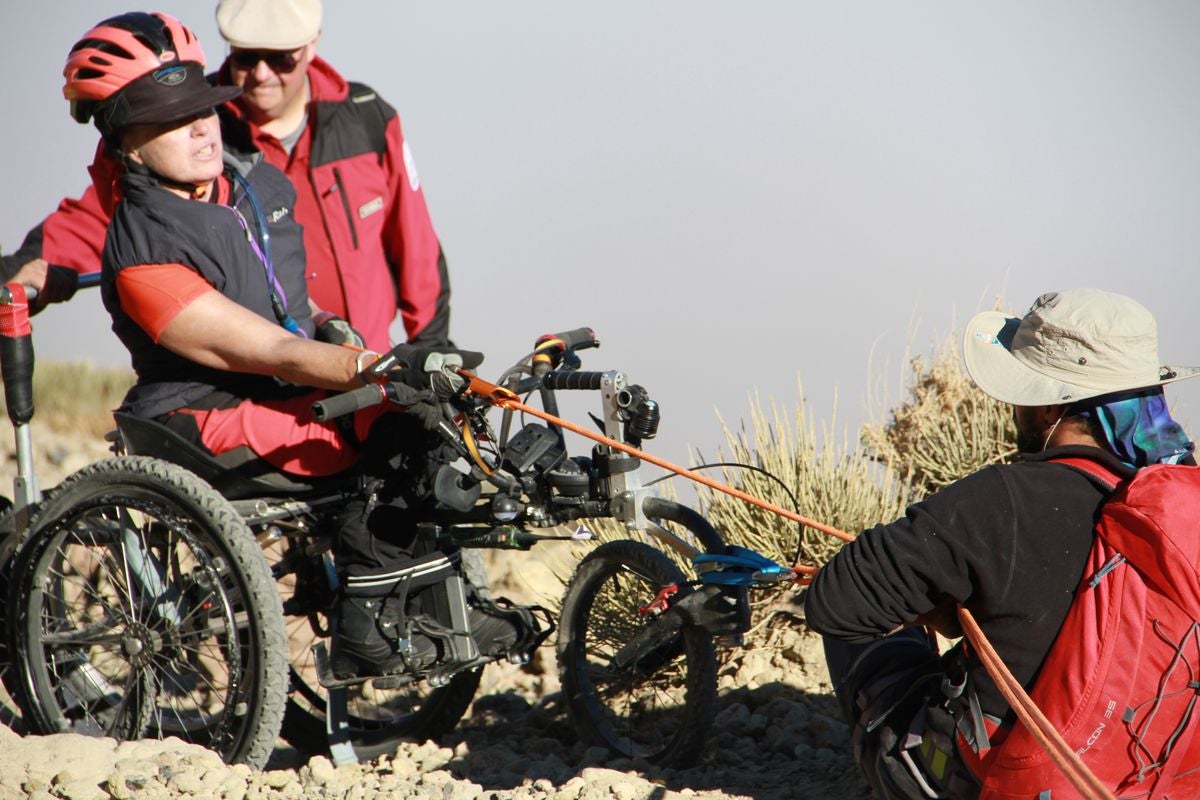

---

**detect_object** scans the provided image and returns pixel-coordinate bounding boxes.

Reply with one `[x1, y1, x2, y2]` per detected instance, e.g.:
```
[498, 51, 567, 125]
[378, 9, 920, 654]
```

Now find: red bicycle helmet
[64, 13, 204, 122]
[63, 12, 239, 140]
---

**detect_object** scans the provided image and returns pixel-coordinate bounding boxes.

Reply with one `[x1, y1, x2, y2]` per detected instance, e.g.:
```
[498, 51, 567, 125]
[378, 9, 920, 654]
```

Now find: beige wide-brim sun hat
[962, 288, 1200, 407]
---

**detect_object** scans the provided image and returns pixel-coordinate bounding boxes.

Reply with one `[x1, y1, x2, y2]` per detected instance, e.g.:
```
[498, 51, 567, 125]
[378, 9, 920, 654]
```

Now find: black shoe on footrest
[329, 595, 439, 681]
[469, 596, 553, 661]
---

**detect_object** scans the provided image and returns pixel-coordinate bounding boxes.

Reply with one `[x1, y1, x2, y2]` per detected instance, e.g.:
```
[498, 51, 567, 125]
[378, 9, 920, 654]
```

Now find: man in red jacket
[2, 0, 451, 351]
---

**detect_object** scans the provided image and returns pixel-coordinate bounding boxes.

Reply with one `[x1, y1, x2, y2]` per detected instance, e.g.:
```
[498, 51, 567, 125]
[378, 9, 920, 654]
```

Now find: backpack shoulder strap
[346, 81, 389, 164]
[1048, 456, 1122, 492]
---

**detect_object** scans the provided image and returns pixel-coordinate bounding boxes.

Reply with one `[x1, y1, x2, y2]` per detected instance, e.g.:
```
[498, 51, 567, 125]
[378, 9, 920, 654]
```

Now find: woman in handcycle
[62, 11, 523, 683]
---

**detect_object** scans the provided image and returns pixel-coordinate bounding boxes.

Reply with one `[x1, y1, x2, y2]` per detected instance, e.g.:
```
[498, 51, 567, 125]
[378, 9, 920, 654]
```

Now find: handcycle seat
[114, 412, 358, 501]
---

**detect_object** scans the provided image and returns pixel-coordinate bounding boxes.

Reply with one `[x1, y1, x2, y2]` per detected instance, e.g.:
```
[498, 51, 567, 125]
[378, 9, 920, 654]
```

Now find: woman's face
[122, 112, 224, 196]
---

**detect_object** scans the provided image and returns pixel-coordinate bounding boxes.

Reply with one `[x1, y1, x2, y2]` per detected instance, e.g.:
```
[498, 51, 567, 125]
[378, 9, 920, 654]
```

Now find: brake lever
[561, 350, 582, 371]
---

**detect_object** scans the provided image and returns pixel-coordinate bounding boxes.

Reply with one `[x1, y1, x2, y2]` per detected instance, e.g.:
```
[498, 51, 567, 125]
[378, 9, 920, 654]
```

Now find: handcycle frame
[0, 279, 797, 767]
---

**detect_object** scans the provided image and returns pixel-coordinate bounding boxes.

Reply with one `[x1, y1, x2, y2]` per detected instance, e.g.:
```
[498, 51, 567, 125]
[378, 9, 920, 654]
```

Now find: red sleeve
[116, 263, 216, 343]
[381, 114, 451, 345]
[40, 142, 122, 273]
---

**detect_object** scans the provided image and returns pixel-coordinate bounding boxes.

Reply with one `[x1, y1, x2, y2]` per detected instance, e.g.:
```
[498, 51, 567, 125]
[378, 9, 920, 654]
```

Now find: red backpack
[968, 459, 1200, 799]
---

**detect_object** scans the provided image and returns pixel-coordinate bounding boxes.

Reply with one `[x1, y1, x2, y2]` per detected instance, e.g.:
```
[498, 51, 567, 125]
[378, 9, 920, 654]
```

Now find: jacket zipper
[332, 167, 359, 249]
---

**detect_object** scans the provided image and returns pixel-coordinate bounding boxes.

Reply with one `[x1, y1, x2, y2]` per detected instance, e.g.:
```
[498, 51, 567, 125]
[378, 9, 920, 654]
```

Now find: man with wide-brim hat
[804, 288, 1199, 799]
[964, 287, 1199, 462]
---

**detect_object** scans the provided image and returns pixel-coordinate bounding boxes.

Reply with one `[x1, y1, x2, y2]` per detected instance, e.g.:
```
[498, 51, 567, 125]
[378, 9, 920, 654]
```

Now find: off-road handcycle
[0, 281, 798, 770]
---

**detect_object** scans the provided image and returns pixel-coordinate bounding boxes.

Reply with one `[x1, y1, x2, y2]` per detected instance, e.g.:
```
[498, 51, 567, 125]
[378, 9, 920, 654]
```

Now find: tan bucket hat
[216, 0, 322, 50]
[962, 288, 1200, 406]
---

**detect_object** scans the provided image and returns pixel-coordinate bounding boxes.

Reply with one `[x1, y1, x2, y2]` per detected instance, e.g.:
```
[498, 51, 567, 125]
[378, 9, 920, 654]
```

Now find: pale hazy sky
[3, 2, 1199, 479]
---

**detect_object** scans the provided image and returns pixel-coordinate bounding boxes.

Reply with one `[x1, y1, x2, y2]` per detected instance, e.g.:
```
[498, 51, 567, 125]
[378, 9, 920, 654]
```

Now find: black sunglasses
[229, 48, 303, 73]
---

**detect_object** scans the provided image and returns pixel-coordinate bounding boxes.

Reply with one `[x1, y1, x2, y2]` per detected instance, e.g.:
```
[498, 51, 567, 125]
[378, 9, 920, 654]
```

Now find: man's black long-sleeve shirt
[805, 446, 1132, 719]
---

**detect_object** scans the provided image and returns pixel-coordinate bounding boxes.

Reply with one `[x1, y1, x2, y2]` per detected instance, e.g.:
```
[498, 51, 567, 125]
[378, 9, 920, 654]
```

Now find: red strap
[1048, 456, 1122, 490]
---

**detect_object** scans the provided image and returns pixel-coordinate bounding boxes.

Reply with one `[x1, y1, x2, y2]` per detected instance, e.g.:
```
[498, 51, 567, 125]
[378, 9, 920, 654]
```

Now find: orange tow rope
[460, 369, 1114, 795]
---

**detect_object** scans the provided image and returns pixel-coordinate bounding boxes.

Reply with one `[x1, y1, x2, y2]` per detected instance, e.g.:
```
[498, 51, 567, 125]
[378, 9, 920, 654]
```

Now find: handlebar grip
[539, 327, 598, 351]
[0, 284, 35, 425]
[311, 384, 387, 421]
[0, 335, 34, 426]
[541, 370, 605, 391]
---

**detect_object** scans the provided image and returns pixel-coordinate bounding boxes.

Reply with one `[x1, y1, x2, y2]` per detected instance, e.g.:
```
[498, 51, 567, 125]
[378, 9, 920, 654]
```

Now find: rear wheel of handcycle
[264, 533, 481, 761]
[557, 539, 718, 766]
[5, 457, 289, 768]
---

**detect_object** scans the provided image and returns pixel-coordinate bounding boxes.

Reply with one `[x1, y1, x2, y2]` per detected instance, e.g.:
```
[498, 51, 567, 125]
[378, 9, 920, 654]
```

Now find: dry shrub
[862, 338, 1017, 500]
[697, 332, 1017, 576]
[697, 386, 911, 570]
[18, 361, 133, 438]
[666, 331, 1015, 657]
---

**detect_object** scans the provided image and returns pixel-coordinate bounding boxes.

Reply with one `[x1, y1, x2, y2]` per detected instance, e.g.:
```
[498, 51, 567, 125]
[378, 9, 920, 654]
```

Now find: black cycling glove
[313, 311, 366, 349]
[385, 381, 443, 431]
[38, 265, 81, 310]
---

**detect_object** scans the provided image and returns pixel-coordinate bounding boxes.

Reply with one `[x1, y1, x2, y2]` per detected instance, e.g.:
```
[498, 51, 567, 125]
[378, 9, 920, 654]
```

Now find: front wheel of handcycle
[557, 539, 718, 766]
[264, 533, 481, 761]
[5, 457, 289, 768]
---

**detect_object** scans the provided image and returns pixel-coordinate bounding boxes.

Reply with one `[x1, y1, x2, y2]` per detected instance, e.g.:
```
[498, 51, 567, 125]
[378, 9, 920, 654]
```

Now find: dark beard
[1016, 418, 1045, 454]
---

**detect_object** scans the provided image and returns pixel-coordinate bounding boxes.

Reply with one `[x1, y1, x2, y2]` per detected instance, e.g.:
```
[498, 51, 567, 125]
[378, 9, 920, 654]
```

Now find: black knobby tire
[265, 534, 481, 761]
[6, 457, 289, 768]
[557, 539, 718, 766]
[0, 507, 19, 706]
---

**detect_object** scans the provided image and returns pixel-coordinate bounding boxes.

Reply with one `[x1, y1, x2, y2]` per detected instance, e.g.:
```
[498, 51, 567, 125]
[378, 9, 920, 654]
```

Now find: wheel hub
[122, 621, 162, 667]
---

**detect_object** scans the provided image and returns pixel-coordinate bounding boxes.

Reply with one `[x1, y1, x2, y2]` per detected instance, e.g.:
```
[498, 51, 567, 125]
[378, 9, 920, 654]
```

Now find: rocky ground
[0, 421, 870, 800]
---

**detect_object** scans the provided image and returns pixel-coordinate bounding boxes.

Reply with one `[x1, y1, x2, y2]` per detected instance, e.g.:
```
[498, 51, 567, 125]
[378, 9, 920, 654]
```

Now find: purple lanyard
[226, 175, 306, 338]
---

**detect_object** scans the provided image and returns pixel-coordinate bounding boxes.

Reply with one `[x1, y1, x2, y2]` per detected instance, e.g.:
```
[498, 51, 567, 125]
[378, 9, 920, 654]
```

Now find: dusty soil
[0, 421, 870, 800]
